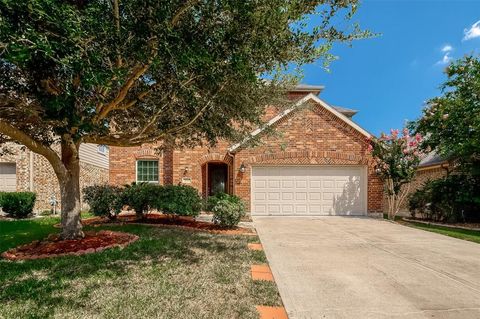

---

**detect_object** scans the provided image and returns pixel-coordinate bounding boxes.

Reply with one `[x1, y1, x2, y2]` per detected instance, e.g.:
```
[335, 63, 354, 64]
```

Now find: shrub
[121, 182, 161, 219]
[408, 174, 480, 222]
[205, 192, 243, 212]
[83, 185, 123, 220]
[155, 185, 202, 217]
[212, 197, 246, 228]
[0, 192, 36, 218]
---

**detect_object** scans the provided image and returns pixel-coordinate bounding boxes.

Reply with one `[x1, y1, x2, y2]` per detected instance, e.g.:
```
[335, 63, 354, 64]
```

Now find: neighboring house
[0, 143, 109, 211]
[391, 152, 450, 216]
[110, 85, 384, 216]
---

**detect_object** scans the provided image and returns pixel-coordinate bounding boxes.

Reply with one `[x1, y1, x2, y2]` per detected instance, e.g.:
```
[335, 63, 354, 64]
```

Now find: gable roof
[419, 151, 448, 168]
[228, 93, 372, 153]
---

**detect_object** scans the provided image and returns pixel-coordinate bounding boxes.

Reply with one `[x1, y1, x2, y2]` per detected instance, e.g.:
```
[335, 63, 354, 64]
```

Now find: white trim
[135, 159, 160, 184]
[228, 93, 372, 153]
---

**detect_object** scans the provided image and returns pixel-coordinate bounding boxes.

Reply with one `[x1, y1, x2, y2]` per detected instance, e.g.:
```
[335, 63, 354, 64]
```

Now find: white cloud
[441, 44, 453, 52]
[436, 53, 452, 65]
[463, 20, 480, 41]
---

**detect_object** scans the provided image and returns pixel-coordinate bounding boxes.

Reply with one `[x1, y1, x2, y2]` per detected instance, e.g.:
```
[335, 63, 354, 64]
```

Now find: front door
[208, 163, 228, 195]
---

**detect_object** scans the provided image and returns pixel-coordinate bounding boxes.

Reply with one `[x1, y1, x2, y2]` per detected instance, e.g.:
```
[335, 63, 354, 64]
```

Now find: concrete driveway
[254, 216, 480, 319]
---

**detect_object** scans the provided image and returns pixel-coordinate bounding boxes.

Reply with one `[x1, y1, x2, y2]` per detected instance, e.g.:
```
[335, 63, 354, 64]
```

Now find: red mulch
[79, 213, 255, 235]
[1, 230, 138, 261]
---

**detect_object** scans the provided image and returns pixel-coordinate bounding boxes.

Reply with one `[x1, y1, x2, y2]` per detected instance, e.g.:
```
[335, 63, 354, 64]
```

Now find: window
[97, 145, 108, 155]
[136, 160, 159, 183]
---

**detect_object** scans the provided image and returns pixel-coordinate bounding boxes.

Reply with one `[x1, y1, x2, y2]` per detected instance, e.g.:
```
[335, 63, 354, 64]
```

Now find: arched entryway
[201, 161, 229, 197]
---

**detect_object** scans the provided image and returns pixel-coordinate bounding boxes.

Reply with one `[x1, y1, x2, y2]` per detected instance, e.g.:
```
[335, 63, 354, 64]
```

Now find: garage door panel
[267, 192, 280, 200]
[282, 180, 294, 188]
[282, 192, 294, 200]
[251, 166, 366, 216]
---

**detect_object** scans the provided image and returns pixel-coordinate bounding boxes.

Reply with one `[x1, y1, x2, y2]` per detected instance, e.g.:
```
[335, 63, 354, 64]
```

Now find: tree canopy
[412, 55, 480, 175]
[0, 0, 369, 238]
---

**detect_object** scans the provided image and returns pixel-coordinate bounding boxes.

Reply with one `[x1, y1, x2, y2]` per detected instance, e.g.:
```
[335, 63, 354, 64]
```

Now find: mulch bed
[1, 230, 139, 261]
[78, 213, 255, 235]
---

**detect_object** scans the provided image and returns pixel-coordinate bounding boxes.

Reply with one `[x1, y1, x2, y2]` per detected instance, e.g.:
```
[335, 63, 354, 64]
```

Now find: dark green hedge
[0, 192, 36, 218]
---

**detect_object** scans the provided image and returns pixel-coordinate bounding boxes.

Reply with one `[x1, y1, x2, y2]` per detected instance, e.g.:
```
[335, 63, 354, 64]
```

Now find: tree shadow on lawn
[0, 224, 249, 318]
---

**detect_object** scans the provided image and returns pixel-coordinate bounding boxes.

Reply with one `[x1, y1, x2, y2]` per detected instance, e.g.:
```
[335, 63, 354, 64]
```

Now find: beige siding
[79, 143, 109, 170]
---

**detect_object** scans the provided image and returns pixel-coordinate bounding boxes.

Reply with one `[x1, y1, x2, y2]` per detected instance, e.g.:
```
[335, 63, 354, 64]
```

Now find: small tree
[369, 129, 423, 220]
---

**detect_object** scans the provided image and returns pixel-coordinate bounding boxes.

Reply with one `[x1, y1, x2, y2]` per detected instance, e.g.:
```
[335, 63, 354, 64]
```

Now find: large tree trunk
[58, 139, 84, 240]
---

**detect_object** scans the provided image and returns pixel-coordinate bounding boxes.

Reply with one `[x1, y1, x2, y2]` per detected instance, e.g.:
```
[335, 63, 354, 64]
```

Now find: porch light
[239, 163, 246, 173]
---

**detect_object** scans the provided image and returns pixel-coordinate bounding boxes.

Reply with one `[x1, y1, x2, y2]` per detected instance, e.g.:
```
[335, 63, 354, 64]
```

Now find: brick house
[391, 152, 449, 215]
[0, 143, 109, 211]
[110, 85, 384, 216]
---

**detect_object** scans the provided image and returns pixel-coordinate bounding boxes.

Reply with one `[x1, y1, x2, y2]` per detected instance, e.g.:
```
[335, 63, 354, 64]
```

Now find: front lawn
[0, 217, 281, 319]
[400, 220, 480, 244]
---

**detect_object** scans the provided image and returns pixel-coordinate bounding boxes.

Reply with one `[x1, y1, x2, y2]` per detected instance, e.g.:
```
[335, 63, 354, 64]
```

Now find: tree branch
[0, 121, 66, 177]
[171, 0, 200, 27]
[165, 82, 227, 135]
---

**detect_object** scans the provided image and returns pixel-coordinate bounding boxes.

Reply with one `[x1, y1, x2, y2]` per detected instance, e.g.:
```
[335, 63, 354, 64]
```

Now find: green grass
[0, 218, 281, 319]
[402, 220, 480, 244]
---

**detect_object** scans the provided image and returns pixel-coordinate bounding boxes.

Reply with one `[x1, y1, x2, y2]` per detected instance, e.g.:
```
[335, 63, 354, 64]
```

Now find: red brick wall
[109, 144, 163, 186]
[109, 100, 384, 214]
[231, 102, 383, 213]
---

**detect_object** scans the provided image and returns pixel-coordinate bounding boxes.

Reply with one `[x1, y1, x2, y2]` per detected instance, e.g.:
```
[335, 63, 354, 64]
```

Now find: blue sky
[302, 0, 480, 135]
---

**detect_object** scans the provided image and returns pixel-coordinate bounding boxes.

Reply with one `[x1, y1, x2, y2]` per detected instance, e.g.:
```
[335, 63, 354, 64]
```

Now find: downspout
[29, 151, 34, 191]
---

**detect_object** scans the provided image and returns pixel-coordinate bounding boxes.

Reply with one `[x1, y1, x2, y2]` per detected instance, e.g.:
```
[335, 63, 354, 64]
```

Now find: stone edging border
[402, 218, 480, 231]
[1, 231, 139, 261]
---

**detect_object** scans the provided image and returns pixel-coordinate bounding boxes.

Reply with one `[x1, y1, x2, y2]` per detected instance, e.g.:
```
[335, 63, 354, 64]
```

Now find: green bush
[0, 192, 36, 218]
[205, 192, 243, 212]
[408, 174, 480, 222]
[155, 185, 202, 217]
[83, 185, 123, 220]
[121, 182, 161, 219]
[212, 197, 245, 228]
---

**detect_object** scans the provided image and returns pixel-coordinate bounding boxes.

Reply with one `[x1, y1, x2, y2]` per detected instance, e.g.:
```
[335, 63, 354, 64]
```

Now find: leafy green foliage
[408, 174, 480, 222]
[0, 0, 370, 149]
[411, 55, 480, 176]
[0, 192, 36, 218]
[212, 197, 246, 228]
[154, 185, 202, 217]
[83, 185, 123, 220]
[205, 192, 234, 212]
[121, 183, 160, 218]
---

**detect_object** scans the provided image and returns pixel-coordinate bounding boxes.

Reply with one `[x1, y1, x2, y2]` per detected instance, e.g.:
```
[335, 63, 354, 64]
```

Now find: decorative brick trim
[247, 150, 367, 165]
[196, 152, 233, 166]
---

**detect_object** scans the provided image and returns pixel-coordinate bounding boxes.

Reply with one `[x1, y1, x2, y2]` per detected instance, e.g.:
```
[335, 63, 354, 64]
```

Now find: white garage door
[251, 166, 366, 216]
[0, 163, 17, 192]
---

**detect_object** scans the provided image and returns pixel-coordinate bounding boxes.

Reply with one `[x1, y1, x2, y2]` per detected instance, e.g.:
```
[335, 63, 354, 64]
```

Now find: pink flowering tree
[368, 129, 423, 220]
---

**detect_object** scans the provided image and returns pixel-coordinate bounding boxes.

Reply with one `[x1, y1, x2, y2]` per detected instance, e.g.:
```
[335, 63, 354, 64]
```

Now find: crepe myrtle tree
[368, 129, 423, 220]
[0, 0, 370, 239]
